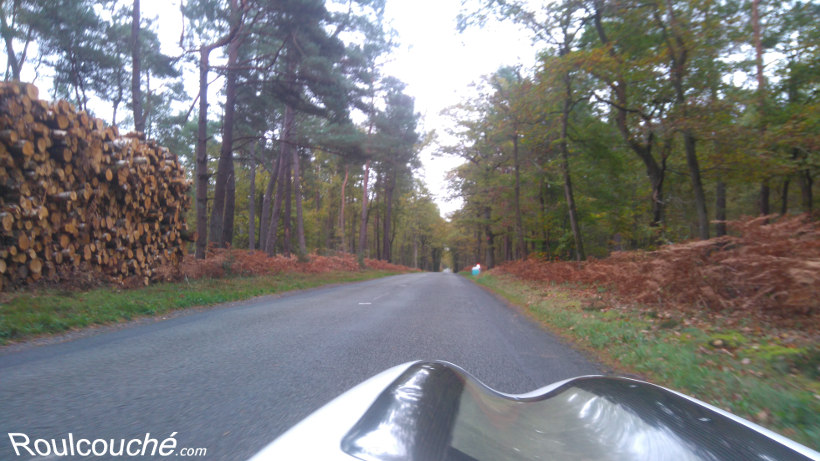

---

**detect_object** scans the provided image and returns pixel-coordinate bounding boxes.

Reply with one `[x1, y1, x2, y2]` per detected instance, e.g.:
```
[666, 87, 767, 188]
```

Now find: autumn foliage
[494, 215, 819, 324]
[165, 249, 415, 281]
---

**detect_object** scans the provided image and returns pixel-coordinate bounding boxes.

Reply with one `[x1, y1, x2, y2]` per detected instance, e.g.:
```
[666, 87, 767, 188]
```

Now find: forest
[447, 0, 818, 271]
[0, 0, 818, 279]
[1, 0, 450, 276]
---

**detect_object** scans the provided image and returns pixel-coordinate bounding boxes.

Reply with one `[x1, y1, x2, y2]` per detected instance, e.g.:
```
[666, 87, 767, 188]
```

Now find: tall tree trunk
[659, 1, 709, 240]
[799, 170, 813, 213]
[339, 165, 348, 253]
[474, 216, 481, 265]
[292, 148, 307, 259]
[194, 48, 211, 259]
[559, 68, 585, 260]
[131, 0, 145, 133]
[483, 206, 495, 269]
[649, 157, 666, 227]
[131, 0, 144, 132]
[539, 176, 549, 254]
[265, 104, 294, 256]
[259, 154, 278, 252]
[684, 131, 709, 239]
[512, 135, 526, 260]
[223, 156, 236, 246]
[593, 0, 666, 229]
[193, 21, 237, 259]
[382, 170, 395, 262]
[709, 69, 726, 237]
[375, 193, 381, 260]
[1, 6, 21, 80]
[350, 205, 357, 254]
[208, 34, 240, 248]
[780, 178, 790, 215]
[760, 181, 770, 216]
[561, 155, 584, 261]
[248, 147, 257, 250]
[358, 160, 371, 264]
[715, 181, 727, 237]
[283, 153, 292, 258]
[752, 0, 769, 217]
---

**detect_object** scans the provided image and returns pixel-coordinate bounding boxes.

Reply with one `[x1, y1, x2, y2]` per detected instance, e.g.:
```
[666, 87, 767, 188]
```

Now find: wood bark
[283, 154, 292, 257]
[193, 15, 239, 259]
[357, 160, 370, 263]
[558, 54, 585, 261]
[374, 187, 381, 260]
[194, 47, 211, 259]
[780, 178, 790, 215]
[223, 154, 235, 245]
[259, 153, 278, 251]
[760, 180, 771, 216]
[209, 32, 240, 248]
[0, 4, 20, 80]
[560, 134, 584, 260]
[684, 131, 709, 239]
[292, 147, 306, 259]
[248, 145, 256, 250]
[593, 1, 666, 228]
[382, 169, 395, 262]
[658, 1, 709, 239]
[265, 103, 294, 256]
[752, 0, 770, 217]
[338, 165, 348, 253]
[131, 0, 145, 133]
[0, 82, 191, 290]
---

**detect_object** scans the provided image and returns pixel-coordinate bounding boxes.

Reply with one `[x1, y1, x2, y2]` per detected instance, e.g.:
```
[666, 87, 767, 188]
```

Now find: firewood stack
[0, 82, 192, 291]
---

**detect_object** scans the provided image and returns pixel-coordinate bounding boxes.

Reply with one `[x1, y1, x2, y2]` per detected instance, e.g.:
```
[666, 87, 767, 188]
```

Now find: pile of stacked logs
[0, 82, 192, 291]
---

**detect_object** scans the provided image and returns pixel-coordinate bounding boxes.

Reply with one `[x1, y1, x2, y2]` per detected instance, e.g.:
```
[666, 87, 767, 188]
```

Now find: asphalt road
[0, 272, 600, 460]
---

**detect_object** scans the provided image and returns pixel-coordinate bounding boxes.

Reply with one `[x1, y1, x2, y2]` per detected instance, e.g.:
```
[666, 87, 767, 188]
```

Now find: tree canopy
[1, 0, 815, 272]
[444, 0, 818, 270]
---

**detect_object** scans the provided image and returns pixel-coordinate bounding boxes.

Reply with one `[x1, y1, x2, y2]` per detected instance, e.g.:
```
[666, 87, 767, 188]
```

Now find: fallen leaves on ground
[493, 215, 819, 332]
[164, 249, 416, 281]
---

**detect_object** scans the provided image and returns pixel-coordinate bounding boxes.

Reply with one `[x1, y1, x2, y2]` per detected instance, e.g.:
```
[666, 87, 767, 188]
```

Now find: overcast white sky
[380, 0, 537, 218]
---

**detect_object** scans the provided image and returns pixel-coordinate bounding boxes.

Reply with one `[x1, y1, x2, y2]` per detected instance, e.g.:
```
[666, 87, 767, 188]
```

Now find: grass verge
[0, 270, 400, 345]
[469, 273, 820, 450]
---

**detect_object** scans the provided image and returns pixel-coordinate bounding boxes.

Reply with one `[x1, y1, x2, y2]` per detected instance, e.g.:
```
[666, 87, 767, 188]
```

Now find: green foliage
[447, 0, 819, 266]
[4, 0, 177, 128]
[392, 182, 447, 270]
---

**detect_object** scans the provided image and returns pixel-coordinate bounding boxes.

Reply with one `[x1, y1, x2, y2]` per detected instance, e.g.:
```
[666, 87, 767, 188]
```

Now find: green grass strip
[0, 270, 400, 344]
[469, 273, 820, 450]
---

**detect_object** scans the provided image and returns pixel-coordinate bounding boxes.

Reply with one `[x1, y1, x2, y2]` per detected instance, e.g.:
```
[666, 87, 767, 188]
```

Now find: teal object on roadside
[471, 267, 480, 276]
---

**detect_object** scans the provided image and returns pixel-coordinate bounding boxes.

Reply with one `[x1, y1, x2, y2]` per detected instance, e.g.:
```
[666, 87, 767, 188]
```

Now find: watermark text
[8, 432, 207, 457]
